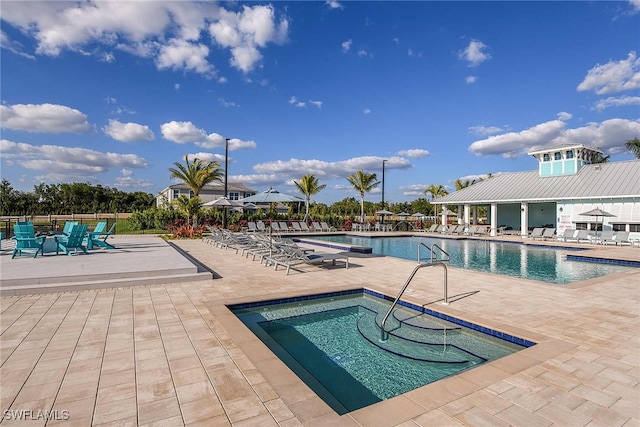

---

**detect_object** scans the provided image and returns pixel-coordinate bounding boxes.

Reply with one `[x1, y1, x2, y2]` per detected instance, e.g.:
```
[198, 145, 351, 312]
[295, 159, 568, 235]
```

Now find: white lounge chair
[529, 228, 544, 240]
[612, 231, 631, 246]
[558, 229, 576, 242]
[266, 246, 349, 275]
[541, 228, 556, 240]
[320, 221, 335, 232]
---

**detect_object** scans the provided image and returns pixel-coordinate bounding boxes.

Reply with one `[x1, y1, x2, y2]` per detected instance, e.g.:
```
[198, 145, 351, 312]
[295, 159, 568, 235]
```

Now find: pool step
[356, 309, 484, 364]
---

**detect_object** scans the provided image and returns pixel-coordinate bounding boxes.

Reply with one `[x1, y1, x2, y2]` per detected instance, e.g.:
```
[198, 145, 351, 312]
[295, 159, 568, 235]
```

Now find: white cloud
[357, 49, 368, 57]
[398, 183, 429, 197]
[468, 116, 640, 157]
[342, 39, 352, 53]
[630, 0, 640, 13]
[189, 152, 226, 164]
[468, 125, 505, 136]
[577, 51, 640, 95]
[363, 108, 371, 115]
[0, 30, 35, 59]
[0, 139, 148, 183]
[174, 83, 180, 90]
[465, 76, 477, 84]
[326, 0, 343, 10]
[218, 98, 238, 107]
[459, 39, 491, 67]
[103, 119, 155, 142]
[161, 120, 208, 144]
[209, 5, 288, 73]
[593, 95, 640, 111]
[407, 49, 422, 58]
[252, 156, 411, 180]
[156, 38, 213, 75]
[226, 138, 257, 151]
[289, 96, 306, 108]
[114, 169, 154, 189]
[0, 103, 91, 133]
[1, 2, 288, 76]
[309, 100, 323, 109]
[557, 111, 573, 121]
[397, 149, 430, 158]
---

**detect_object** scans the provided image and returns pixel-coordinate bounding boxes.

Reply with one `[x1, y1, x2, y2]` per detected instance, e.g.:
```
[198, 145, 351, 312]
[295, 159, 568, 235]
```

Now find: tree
[346, 170, 380, 222]
[625, 137, 640, 159]
[592, 152, 610, 164]
[169, 155, 222, 225]
[293, 174, 326, 221]
[172, 195, 203, 225]
[424, 184, 448, 220]
[455, 179, 476, 191]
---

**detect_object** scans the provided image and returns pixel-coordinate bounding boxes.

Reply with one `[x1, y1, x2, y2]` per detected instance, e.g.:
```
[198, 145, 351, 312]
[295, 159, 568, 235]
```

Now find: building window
[575, 222, 587, 230]
[189, 190, 194, 198]
[543, 153, 550, 161]
[172, 189, 180, 199]
[612, 223, 626, 231]
[566, 150, 574, 159]
[590, 222, 602, 231]
[630, 224, 640, 232]
[554, 152, 561, 160]
[229, 192, 239, 200]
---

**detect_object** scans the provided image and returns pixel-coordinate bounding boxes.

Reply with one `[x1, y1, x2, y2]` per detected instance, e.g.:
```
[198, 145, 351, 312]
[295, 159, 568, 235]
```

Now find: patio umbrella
[375, 209, 394, 215]
[411, 212, 425, 218]
[397, 212, 411, 217]
[238, 187, 304, 203]
[579, 207, 616, 239]
[202, 197, 243, 207]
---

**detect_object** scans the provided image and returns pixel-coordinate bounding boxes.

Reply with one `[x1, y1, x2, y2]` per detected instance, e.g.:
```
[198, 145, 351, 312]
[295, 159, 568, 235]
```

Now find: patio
[0, 235, 638, 426]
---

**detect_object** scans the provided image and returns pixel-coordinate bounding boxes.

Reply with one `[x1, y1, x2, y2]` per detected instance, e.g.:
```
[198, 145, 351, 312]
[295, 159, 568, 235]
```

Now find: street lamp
[223, 138, 230, 229]
[381, 159, 387, 223]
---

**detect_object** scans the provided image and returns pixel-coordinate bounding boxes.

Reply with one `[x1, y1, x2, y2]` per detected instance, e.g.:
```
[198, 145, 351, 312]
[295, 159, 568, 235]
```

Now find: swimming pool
[231, 289, 531, 414]
[299, 235, 634, 284]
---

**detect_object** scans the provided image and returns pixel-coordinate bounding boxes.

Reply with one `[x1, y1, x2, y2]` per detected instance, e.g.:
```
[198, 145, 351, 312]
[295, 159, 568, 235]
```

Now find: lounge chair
[612, 231, 631, 246]
[246, 221, 258, 232]
[291, 222, 303, 232]
[278, 221, 292, 233]
[311, 222, 323, 232]
[566, 229, 593, 243]
[270, 222, 281, 233]
[56, 224, 89, 256]
[424, 224, 438, 233]
[266, 246, 349, 275]
[11, 222, 46, 259]
[558, 229, 577, 242]
[529, 228, 545, 240]
[60, 221, 79, 236]
[299, 222, 311, 232]
[256, 221, 266, 232]
[541, 228, 556, 240]
[320, 222, 335, 232]
[597, 230, 615, 245]
[86, 223, 116, 250]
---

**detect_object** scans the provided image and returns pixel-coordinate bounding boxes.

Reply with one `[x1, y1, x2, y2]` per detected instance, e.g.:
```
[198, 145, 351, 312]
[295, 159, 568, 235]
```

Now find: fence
[0, 213, 135, 239]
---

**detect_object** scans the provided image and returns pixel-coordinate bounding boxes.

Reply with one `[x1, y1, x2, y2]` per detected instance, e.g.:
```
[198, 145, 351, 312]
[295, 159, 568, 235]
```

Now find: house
[156, 182, 257, 208]
[433, 144, 640, 238]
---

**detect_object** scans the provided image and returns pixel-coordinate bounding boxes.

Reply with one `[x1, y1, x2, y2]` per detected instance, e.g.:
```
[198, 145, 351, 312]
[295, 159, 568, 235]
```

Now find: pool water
[231, 291, 530, 414]
[303, 235, 634, 284]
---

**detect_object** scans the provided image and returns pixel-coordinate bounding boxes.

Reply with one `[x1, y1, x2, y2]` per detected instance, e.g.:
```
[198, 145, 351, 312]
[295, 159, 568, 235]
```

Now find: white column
[458, 205, 463, 225]
[464, 204, 471, 230]
[472, 206, 478, 225]
[490, 203, 497, 236]
[520, 202, 529, 238]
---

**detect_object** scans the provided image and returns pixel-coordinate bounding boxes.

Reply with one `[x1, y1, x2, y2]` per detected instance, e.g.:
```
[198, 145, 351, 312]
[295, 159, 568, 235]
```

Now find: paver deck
[0, 234, 638, 426]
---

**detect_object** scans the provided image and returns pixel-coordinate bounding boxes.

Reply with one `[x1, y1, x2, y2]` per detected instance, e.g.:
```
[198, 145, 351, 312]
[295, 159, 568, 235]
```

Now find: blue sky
[1, 1, 639, 205]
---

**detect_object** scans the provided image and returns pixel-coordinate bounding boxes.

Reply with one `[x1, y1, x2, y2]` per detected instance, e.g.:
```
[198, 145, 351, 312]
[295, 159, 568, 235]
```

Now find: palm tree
[454, 178, 475, 191]
[294, 174, 326, 221]
[169, 154, 223, 196]
[591, 152, 610, 164]
[169, 155, 222, 225]
[625, 137, 640, 159]
[424, 184, 448, 220]
[346, 170, 380, 222]
[172, 195, 203, 228]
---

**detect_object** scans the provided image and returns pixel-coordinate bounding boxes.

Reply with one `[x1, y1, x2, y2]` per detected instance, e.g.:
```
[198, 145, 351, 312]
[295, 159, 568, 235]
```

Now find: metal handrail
[417, 242, 450, 264]
[380, 261, 449, 341]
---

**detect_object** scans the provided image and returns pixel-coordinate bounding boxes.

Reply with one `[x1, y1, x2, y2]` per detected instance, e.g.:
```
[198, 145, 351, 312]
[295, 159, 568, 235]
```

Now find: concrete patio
[0, 234, 638, 426]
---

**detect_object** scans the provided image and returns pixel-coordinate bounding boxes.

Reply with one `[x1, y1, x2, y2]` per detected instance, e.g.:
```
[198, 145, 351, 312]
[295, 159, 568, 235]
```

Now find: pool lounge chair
[299, 222, 311, 232]
[558, 229, 577, 242]
[597, 230, 616, 245]
[87, 223, 116, 250]
[424, 224, 438, 233]
[266, 246, 348, 275]
[246, 221, 258, 232]
[529, 228, 545, 240]
[291, 222, 303, 232]
[541, 228, 556, 240]
[565, 229, 593, 243]
[320, 222, 336, 232]
[612, 231, 631, 246]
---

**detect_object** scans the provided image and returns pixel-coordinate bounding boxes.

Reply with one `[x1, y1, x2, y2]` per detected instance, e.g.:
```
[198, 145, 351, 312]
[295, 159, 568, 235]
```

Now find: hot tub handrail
[380, 261, 448, 341]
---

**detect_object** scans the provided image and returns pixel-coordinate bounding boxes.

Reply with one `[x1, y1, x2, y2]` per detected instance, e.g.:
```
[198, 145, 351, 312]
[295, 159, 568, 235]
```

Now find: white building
[156, 182, 257, 208]
[434, 144, 640, 239]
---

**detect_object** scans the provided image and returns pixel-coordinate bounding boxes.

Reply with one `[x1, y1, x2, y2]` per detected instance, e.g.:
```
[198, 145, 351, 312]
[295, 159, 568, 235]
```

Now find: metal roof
[434, 160, 640, 205]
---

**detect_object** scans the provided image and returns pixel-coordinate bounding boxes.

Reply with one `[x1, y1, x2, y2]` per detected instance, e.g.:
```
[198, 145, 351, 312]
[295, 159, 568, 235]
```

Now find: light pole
[223, 138, 230, 229]
[381, 159, 387, 223]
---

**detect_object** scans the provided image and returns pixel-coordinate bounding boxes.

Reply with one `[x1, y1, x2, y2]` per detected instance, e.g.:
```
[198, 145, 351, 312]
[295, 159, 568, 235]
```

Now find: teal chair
[55, 224, 89, 256]
[12, 222, 46, 259]
[83, 222, 106, 246]
[87, 223, 116, 250]
[60, 221, 78, 236]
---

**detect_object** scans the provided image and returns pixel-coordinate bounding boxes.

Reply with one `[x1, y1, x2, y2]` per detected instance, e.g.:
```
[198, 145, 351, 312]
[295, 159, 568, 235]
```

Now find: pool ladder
[417, 242, 450, 264]
[380, 261, 449, 341]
